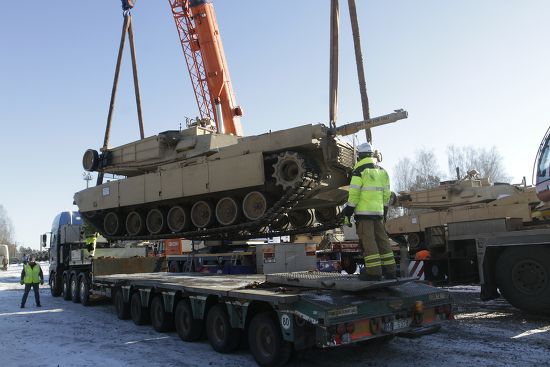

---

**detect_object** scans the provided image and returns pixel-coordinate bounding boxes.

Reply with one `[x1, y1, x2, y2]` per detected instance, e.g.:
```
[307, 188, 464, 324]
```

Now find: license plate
[393, 318, 410, 330]
[383, 318, 410, 332]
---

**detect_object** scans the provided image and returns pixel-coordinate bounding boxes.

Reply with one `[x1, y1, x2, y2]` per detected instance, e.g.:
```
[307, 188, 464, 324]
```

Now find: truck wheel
[175, 299, 203, 342]
[70, 274, 80, 303]
[62, 274, 71, 301]
[114, 289, 130, 320]
[496, 245, 550, 315]
[131, 292, 150, 325]
[150, 295, 174, 332]
[248, 312, 292, 367]
[50, 273, 62, 297]
[79, 274, 90, 306]
[206, 304, 241, 353]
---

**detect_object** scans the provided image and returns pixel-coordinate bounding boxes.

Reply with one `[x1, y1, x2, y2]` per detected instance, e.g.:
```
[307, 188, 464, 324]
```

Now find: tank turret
[74, 110, 407, 241]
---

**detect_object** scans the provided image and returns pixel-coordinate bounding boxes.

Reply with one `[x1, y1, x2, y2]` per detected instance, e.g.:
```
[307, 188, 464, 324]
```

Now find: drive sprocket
[272, 152, 306, 189]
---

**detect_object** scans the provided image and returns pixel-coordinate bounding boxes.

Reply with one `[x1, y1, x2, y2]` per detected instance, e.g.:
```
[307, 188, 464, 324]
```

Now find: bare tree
[0, 205, 14, 244]
[393, 149, 442, 192]
[447, 145, 510, 182]
[393, 157, 415, 192]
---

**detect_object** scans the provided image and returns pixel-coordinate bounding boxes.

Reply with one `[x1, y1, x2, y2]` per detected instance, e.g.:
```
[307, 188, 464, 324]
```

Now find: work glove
[20, 281, 24, 285]
[383, 206, 388, 222]
[343, 205, 355, 218]
[40, 281, 44, 286]
[342, 205, 355, 227]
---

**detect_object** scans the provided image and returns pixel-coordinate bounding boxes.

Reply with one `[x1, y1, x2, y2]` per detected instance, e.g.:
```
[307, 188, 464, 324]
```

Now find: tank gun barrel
[333, 109, 408, 136]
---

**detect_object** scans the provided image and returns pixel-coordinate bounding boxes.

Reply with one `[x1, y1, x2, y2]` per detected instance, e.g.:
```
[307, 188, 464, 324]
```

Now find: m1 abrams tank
[386, 171, 540, 250]
[74, 111, 407, 241]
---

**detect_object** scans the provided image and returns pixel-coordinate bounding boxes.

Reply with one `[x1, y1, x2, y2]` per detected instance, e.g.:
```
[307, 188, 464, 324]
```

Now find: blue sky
[1, 1, 549, 248]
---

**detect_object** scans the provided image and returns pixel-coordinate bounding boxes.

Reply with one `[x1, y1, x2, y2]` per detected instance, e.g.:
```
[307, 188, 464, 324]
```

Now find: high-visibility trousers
[356, 219, 396, 276]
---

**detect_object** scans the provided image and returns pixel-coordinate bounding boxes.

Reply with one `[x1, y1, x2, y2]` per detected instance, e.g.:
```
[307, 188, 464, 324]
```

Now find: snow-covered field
[1, 263, 549, 367]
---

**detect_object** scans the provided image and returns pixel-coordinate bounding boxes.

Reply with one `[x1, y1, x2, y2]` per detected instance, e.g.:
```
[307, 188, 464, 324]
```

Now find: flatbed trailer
[85, 268, 452, 366]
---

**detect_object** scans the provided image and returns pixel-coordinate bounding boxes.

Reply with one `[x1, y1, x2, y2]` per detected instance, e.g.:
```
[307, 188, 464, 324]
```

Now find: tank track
[105, 170, 344, 242]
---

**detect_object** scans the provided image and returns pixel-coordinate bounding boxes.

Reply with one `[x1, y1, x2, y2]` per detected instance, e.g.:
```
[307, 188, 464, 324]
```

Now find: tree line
[392, 144, 510, 192]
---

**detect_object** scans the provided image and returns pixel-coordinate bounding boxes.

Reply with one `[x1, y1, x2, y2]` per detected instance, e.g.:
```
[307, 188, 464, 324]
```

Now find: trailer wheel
[175, 299, 203, 342]
[50, 272, 62, 297]
[114, 289, 130, 320]
[496, 245, 550, 315]
[79, 274, 90, 306]
[206, 304, 241, 353]
[62, 273, 71, 301]
[151, 295, 174, 332]
[131, 292, 150, 325]
[248, 312, 292, 367]
[70, 274, 80, 303]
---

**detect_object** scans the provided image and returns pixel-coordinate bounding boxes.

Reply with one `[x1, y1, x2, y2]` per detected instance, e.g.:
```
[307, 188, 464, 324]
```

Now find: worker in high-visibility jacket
[20, 255, 44, 308]
[343, 142, 396, 281]
[82, 218, 98, 258]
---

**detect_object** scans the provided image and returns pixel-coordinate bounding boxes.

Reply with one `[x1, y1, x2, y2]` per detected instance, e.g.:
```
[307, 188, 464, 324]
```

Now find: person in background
[20, 255, 44, 308]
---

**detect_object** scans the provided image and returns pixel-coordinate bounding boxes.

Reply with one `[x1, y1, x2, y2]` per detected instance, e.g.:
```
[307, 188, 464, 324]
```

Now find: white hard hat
[357, 142, 373, 154]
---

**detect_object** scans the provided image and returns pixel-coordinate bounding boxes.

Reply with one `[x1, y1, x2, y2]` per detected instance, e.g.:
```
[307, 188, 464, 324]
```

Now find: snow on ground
[1, 263, 549, 367]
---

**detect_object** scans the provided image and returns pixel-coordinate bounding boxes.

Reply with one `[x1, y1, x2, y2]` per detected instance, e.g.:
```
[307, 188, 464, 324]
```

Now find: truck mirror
[40, 234, 47, 248]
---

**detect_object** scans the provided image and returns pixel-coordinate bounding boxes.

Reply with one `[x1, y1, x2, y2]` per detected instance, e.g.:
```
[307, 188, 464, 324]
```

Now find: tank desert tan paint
[74, 111, 408, 241]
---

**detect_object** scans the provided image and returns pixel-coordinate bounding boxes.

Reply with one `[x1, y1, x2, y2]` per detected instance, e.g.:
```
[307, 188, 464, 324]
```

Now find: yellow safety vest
[347, 156, 391, 217]
[23, 263, 41, 284]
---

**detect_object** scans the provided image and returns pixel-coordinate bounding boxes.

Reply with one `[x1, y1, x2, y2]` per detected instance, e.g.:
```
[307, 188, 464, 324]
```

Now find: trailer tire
[131, 292, 150, 325]
[62, 273, 71, 301]
[496, 245, 550, 315]
[175, 299, 203, 342]
[248, 312, 292, 367]
[151, 295, 174, 332]
[50, 272, 62, 297]
[70, 274, 80, 303]
[206, 304, 241, 353]
[79, 274, 90, 306]
[115, 289, 130, 320]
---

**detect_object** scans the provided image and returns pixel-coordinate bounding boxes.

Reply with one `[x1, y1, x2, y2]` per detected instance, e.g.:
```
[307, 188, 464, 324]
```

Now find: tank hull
[74, 123, 353, 240]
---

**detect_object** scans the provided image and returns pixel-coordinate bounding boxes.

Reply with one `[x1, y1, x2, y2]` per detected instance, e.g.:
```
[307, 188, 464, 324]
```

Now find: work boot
[36, 304, 42, 307]
[20, 305, 24, 309]
[384, 273, 397, 280]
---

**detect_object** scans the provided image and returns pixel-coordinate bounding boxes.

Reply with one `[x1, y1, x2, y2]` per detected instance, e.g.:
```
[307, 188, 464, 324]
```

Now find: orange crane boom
[169, 0, 243, 136]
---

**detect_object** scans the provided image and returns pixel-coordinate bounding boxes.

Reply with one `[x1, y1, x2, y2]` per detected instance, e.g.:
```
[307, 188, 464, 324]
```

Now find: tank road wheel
[242, 191, 267, 221]
[288, 209, 315, 228]
[146, 208, 166, 235]
[248, 312, 292, 367]
[206, 304, 241, 353]
[215, 197, 241, 226]
[191, 201, 215, 228]
[79, 274, 91, 306]
[62, 273, 71, 301]
[50, 272, 62, 297]
[70, 274, 80, 303]
[175, 299, 203, 342]
[150, 295, 174, 332]
[496, 246, 550, 315]
[315, 207, 340, 225]
[114, 288, 131, 320]
[167, 206, 189, 233]
[131, 292, 150, 325]
[272, 152, 306, 189]
[126, 211, 145, 236]
[103, 212, 121, 236]
[272, 214, 290, 231]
